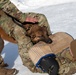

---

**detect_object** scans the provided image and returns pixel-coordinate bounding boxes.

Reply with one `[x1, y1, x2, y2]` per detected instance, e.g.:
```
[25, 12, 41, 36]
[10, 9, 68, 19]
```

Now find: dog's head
[23, 24, 52, 44]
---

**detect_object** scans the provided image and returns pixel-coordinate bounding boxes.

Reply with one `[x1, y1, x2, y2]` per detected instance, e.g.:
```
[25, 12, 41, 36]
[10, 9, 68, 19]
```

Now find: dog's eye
[31, 34, 36, 38]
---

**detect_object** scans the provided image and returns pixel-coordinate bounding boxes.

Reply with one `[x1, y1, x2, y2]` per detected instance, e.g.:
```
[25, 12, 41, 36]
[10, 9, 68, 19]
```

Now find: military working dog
[0, 9, 52, 73]
[23, 23, 52, 44]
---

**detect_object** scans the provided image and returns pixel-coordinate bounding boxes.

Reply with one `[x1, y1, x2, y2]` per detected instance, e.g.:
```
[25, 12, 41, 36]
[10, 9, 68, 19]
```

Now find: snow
[1, 0, 76, 75]
[10, 0, 76, 12]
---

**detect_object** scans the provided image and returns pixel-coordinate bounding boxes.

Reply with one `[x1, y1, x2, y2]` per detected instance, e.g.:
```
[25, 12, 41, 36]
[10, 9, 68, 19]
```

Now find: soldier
[0, 0, 51, 73]
[0, 0, 76, 75]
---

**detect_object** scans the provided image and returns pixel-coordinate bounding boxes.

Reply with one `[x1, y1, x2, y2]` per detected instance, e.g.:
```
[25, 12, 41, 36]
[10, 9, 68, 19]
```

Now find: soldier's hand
[25, 17, 38, 23]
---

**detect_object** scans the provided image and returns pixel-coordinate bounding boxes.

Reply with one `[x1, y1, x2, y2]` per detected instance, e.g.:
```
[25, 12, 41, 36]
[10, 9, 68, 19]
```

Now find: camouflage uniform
[56, 49, 76, 75]
[0, 0, 51, 35]
[0, 0, 51, 72]
[0, 0, 76, 74]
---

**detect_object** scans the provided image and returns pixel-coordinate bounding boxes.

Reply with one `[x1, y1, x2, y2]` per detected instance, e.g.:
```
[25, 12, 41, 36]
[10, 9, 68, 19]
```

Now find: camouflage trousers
[57, 49, 76, 75]
[0, 9, 51, 72]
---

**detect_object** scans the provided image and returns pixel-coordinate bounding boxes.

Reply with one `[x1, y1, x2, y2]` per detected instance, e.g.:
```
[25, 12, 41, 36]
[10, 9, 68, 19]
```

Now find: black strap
[39, 57, 59, 75]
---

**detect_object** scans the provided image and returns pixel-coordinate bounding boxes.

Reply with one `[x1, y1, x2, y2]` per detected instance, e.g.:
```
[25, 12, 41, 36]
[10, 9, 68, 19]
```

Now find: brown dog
[23, 23, 52, 44]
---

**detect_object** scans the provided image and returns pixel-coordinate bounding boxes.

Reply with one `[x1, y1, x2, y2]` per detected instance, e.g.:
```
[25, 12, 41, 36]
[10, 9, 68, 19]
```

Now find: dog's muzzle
[45, 38, 52, 44]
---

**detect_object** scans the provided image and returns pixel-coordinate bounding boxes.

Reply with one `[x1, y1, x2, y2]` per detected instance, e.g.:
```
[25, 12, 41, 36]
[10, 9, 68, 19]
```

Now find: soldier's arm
[0, 0, 51, 34]
[0, 0, 25, 22]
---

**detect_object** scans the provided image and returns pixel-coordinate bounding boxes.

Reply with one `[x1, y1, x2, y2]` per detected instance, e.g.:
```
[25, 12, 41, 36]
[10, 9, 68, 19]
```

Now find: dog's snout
[45, 38, 52, 43]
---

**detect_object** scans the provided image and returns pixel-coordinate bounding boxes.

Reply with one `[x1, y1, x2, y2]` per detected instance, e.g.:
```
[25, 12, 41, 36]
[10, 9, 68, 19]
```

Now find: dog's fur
[23, 23, 52, 44]
[0, 23, 52, 44]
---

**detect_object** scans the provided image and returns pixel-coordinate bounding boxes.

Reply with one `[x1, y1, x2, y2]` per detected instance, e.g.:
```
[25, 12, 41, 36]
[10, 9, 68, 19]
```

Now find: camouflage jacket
[0, 0, 51, 35]
[0, 0, 51, 73]
[0, 0, 76, 74]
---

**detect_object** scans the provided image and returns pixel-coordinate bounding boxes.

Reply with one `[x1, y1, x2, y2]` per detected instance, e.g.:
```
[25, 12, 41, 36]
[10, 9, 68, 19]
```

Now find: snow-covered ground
[1, 0, 76, 75]
[11, 0, 76, 12]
